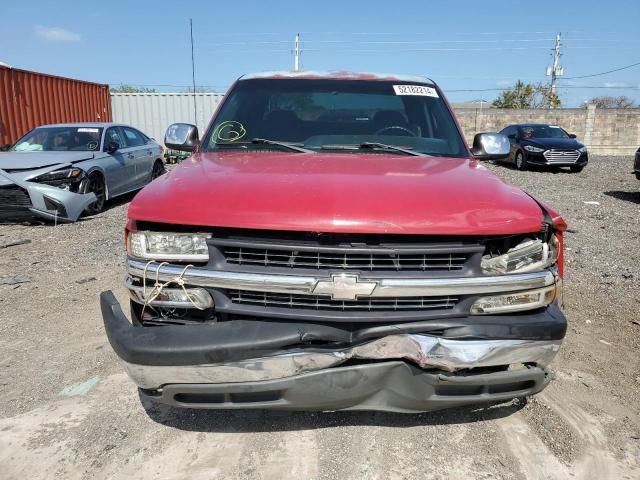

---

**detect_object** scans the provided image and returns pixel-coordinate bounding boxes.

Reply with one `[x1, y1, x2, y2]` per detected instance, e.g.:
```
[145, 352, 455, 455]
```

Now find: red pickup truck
[101, 71, 567, 413]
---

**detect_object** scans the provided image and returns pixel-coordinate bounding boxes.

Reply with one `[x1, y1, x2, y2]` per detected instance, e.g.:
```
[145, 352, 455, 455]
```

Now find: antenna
[293, 33, 301, 71]
[190, 18, 197, 124]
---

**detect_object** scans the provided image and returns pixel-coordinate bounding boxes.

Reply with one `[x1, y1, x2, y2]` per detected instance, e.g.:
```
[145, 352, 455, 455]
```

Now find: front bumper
[524, 150, 588, 167]
[101, 289, 566, 412]
[0, 169, 95, 222]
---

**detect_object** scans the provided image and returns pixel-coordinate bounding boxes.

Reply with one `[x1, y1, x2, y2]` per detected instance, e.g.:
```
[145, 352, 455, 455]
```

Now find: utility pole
[293, 33, 301, 71]
[189, 18, 198, 125]
[546, 33, 563, 107]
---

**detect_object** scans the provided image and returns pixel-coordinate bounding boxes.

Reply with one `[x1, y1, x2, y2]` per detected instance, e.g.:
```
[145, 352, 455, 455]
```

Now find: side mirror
[568, 133, 577, 139]
[0, 144, 11, 151]
[507, 134, 517, 141]
[471, 132, 510, 160]
[165, 123, 199, 152]
[105, 141, 119, 154]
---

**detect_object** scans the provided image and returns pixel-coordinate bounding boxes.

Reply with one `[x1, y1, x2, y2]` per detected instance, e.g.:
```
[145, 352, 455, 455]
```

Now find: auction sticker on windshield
[393, 85, 438, 97]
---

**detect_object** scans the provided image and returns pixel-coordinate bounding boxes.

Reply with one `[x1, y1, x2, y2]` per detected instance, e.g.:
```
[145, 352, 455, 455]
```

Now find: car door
[102, 126, 134, 197]
[122, 127, 153, 187]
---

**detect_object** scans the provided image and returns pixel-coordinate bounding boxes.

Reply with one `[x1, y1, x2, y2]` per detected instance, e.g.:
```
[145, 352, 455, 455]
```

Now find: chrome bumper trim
[122, 335, 562, 389]
[127, 258, 557, 298]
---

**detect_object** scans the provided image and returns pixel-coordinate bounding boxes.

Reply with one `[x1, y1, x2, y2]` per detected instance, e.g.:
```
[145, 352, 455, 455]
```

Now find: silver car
[0, 123, 165, 222]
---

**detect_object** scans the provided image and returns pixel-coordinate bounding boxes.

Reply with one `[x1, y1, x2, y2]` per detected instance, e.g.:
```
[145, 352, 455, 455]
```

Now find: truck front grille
[543, 149, 580, 163]
[220, 246, 469, 271]
[226, 289, 458, 312]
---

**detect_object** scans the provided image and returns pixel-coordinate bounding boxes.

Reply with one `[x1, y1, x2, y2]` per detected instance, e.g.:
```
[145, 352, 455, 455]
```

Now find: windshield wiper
[320, 142, 424, 157]
[215, 138, 313, 153]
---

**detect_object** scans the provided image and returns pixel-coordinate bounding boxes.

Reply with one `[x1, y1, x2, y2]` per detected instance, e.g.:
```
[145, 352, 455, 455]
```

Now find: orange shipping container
[0, 65, 112, 146]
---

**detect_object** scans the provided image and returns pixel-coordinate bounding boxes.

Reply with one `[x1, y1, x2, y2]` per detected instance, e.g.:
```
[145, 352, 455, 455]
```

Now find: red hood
[128, 152, 544, 235]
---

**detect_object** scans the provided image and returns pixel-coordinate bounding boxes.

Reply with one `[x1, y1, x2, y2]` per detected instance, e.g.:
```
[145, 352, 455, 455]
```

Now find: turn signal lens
[470, 285, 558, 315]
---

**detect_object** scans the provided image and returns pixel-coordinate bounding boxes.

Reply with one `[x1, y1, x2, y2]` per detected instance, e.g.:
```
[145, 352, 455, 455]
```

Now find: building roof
[240, 70, 435, 84]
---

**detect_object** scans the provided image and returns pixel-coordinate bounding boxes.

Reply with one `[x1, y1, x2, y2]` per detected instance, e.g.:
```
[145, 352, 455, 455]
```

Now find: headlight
[127, 231, 211, 261]
[578, 146, 587, 153]
[524, 145, 545, 153]
[32, 167, 85, 189]
[481, 237, 558, 275]
[471, 285, 558, 315]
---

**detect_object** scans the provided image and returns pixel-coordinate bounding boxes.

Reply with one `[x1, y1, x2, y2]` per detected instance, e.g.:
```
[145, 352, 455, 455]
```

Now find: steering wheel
[375, 125, 417, 137]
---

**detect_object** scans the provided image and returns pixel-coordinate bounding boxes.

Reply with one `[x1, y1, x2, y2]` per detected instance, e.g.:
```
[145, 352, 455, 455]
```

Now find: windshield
[203, 79, 468, 157]
[12, 126, 103, 152]
[520, 125, 569, 139]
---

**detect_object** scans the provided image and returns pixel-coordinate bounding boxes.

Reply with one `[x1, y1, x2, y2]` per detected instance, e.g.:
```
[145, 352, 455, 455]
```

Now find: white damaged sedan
[0, 123, 165, 222]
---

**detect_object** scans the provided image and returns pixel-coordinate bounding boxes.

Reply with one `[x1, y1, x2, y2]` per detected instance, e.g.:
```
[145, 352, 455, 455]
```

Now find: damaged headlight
[481, 236, 558, 275]
[127, 231, 211, 261]
[32, 167, 85, 190]
[471, 284, 558, 315]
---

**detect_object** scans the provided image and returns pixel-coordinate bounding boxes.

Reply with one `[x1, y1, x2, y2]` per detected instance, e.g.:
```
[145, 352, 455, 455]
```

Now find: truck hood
[129, 152, 544, 235]
[0, 151, 95, 171]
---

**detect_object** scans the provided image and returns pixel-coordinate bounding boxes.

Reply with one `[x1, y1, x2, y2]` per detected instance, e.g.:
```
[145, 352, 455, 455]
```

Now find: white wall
[110, 93, 224, 146]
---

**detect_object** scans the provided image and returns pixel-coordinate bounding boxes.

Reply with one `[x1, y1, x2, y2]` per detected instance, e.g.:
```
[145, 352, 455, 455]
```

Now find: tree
[181, 86, 216, 93]
[109, 84, 156, 93]
[583, 95, 635, 109]
[492, 81, 561, 109]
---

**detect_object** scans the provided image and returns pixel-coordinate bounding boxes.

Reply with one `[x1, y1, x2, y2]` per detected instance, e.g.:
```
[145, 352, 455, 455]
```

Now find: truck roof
[240, 70, 435, 85]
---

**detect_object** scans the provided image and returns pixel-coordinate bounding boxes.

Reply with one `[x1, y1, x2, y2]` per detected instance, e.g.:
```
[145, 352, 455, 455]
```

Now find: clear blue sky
[1, 0, 639, 107]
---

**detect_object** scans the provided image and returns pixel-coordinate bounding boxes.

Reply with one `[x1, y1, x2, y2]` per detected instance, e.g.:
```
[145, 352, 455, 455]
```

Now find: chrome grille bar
[127, 259, 557, 298]
[543, 149, 580, 163]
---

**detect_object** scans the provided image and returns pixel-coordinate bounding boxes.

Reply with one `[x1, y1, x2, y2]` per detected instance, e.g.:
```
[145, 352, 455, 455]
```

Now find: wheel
[515, 151, 527, 171]
[83, 173, 106, 215]
[151, 160, 166, 180]
[570, 165, 585, 173]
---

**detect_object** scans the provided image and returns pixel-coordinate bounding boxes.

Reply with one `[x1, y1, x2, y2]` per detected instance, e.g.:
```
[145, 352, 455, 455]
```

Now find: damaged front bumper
[101, 290, 565, 413]
[0, 168, 95, 222]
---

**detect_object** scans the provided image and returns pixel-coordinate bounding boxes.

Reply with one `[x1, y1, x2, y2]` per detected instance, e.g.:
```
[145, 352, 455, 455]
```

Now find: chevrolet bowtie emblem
[312, 274, 378, 300]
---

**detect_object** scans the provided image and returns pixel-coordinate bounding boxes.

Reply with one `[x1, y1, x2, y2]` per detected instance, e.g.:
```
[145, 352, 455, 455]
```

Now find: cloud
[603, 82, 628, 88]
[34, 25, 81, 42]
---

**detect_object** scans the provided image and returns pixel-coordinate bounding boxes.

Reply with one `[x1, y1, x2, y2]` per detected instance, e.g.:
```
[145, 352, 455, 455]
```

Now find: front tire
[515, 151, 527, 171]
[83, 173, 106, 215]
[151, 160, 166, 180]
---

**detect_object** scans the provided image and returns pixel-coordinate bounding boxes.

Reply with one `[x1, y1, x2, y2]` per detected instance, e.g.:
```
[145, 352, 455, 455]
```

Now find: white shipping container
[110, 93, 224, 147]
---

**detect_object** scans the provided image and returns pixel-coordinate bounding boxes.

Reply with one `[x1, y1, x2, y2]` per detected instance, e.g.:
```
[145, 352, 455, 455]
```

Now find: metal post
[294, 33, 300, 71]
[547, 33, 563, 108]
[190, 19, 197, 125]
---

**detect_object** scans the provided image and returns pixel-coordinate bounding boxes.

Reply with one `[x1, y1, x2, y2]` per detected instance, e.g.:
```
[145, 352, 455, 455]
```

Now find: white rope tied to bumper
[140, 260, 207, 319]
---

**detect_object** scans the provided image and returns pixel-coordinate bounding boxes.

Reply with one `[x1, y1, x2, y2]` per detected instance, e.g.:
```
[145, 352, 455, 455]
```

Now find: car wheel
[570, 165, 585, 173]
[151, 160, 166, 180]
[83, 173, 106, 215]
[515, 151, 527, 171]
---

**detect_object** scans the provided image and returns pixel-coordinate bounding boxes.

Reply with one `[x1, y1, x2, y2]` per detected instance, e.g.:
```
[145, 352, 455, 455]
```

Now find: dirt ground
[0, 155, 638, 480]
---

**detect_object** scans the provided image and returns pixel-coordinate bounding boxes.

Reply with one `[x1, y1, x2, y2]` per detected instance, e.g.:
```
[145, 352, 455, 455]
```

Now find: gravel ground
[0, 155, 638, 479]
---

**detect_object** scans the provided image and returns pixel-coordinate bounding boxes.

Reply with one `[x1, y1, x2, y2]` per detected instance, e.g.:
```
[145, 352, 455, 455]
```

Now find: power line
[560, 60, 640, 80]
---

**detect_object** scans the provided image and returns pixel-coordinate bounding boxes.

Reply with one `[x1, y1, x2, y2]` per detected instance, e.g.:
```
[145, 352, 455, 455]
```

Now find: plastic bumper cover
[101, 291, 564, 411]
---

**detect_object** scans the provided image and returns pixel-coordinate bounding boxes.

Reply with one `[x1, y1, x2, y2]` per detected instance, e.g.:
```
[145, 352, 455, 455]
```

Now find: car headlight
[578, 146, 587, 153]
[524, 145, 545, 153]
[471, 284, 558, 315]
[481, 236, 558, 275]
[127, 231, 211, 261]
[32, 167, 85, 189]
